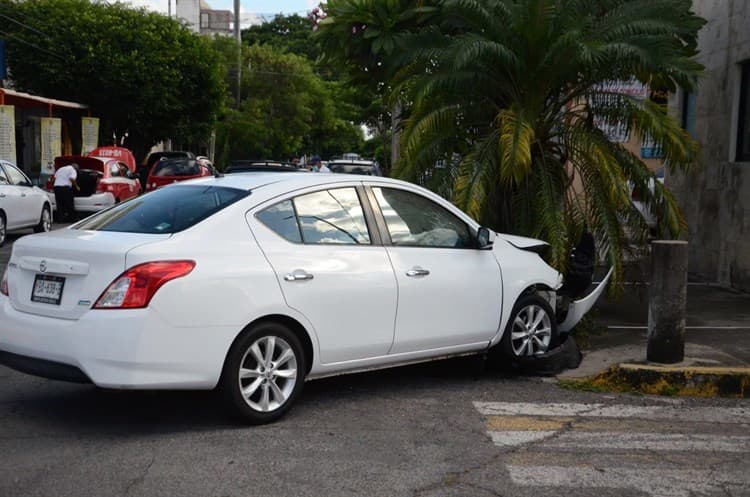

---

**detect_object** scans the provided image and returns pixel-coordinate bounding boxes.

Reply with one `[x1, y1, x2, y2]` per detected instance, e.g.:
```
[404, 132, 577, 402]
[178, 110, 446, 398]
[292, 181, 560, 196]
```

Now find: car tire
[500, 294, 558, 358]
[34, 205, 52, 233]
[221, 322, 306, 424]
[0, 212, 6, 247]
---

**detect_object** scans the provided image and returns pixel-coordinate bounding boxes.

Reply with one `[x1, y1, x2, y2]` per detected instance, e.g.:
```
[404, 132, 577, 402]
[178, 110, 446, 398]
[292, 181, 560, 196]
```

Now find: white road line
[474, 402, 750, 423]
[488, 431, 557, 447]
[508, 466, 749, 497]
[607, 325, 750, 330]
[489, 431, 750, 452]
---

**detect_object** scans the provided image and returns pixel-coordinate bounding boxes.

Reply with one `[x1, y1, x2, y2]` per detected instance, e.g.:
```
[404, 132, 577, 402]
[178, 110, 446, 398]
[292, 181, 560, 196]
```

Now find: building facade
[175, 0, 233, 36]
[668, 0, 750, 291]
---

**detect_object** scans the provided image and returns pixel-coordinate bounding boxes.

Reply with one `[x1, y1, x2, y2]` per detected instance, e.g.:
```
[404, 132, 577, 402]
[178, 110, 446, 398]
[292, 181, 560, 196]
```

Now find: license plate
[31, 274, 66, 305]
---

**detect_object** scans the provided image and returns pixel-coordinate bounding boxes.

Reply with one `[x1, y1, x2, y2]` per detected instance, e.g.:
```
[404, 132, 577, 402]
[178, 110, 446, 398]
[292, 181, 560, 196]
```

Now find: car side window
[372, 187, 472, 248]
[5, 164, 31, 186]
[256, 200, 302, 243]
[0, 166, 9, 184]
[257, 187, 371, 245]
[109, 163, 121, 177]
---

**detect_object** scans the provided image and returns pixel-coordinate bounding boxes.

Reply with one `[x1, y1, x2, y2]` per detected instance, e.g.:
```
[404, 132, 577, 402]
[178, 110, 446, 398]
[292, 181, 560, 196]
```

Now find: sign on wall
[81, 117, 99, 155]
[0, 105, 16, 162]
[590, 79, 650, 143]
[41, 117, 61, 175]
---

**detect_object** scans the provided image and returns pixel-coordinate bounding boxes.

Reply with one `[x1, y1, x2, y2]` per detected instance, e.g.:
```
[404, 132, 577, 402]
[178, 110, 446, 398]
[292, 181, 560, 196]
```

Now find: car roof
[186, 171, 402, 194]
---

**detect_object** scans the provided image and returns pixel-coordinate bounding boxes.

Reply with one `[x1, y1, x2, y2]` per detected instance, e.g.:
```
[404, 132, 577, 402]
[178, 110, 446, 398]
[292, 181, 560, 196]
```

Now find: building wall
[669, 0, 750, 291]
[176, 0, 201, 33]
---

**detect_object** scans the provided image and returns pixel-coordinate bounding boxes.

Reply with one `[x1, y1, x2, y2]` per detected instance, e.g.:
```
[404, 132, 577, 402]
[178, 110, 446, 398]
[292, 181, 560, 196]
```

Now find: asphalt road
[1, 229, 749, 497]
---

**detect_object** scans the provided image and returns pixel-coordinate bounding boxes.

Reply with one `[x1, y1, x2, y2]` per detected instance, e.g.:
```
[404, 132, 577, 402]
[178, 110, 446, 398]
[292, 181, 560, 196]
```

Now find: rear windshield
[74, 185, 249, 234]
[153, 160, 201, 177]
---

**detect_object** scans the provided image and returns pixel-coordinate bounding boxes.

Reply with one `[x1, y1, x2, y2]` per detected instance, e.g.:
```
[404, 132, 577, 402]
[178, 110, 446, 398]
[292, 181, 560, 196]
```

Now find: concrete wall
[668, 0, 750, 291]
[176, 0, 201, 33]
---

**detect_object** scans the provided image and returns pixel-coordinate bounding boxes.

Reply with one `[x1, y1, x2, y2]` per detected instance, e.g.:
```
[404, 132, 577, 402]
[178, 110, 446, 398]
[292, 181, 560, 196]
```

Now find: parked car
[138, 151, 195, 192]
[224, 160, 301, 174]
[0, 173, 610, 424]
[0, 160, 52, 247]
[144, 158, 214, 192]
[328, 159, 383, 176]
[46, 151, 140, 214]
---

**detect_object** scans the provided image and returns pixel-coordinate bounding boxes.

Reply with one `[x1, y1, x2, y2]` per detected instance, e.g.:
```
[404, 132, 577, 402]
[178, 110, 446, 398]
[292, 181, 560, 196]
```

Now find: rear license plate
[31, 274, 66, 305]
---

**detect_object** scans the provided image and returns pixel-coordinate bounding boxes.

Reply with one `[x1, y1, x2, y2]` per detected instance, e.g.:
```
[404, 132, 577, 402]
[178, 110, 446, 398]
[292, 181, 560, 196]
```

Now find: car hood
[496, 233, 549, 250]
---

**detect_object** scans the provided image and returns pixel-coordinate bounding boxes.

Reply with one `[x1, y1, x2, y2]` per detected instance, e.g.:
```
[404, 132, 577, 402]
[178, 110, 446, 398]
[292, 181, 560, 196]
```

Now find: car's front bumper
[0, 296, 233, 389]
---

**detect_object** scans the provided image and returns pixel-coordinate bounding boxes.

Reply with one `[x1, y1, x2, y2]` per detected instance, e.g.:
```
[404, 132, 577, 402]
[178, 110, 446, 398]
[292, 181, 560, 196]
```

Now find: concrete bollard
[647, 240, 688, 363]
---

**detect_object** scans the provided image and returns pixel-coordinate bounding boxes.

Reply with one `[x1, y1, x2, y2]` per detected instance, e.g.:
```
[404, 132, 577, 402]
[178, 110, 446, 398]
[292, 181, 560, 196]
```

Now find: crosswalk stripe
[490, 430, 750, 452]
[508, 466, 749, 497]
[474, 401, 750, 423]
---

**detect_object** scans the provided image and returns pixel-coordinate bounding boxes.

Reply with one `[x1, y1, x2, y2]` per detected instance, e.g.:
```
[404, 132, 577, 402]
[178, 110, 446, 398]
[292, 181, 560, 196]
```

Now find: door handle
[406, 267, 430, 277]
[284, 270, 314, 282]
[21, 193, 26, 197]
[0, 193, 5, 197]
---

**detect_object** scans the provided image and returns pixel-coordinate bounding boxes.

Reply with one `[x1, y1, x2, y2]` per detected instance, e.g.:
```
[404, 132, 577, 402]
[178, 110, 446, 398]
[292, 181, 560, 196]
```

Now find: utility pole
[234, 0, 241, 109]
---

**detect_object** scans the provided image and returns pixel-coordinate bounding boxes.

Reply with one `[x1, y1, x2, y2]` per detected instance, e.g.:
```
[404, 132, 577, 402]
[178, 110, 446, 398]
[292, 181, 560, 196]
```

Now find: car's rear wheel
[501, 294, 558, 358]
[221, 322, 306, 424]
[34, 205, 52, 233]
[0, 213, 6, 247]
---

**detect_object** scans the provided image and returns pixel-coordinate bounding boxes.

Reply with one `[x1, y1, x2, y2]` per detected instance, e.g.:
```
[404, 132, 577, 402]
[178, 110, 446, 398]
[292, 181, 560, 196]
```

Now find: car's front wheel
[34, 205, 52, 233]
[221, 322, 306, 424]
[501, 294, 558, 358]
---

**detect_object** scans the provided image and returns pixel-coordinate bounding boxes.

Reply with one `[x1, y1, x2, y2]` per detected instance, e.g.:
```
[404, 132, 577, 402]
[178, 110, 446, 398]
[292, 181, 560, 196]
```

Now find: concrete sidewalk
[560, 281, 750, 397]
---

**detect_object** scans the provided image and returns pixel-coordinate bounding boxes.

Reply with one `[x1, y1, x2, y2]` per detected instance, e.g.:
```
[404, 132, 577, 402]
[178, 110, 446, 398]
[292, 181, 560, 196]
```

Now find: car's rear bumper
[0, 296, 232, 389]
[45, 192, 115, 213]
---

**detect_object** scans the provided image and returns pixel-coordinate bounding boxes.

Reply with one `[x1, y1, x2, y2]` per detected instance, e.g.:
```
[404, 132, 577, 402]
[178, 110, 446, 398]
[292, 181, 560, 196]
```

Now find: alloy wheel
[0, 215, 5, 245]
[238, 335, 298, 413]
[510, 304, 553, 356]
[42, 208, 52, 231]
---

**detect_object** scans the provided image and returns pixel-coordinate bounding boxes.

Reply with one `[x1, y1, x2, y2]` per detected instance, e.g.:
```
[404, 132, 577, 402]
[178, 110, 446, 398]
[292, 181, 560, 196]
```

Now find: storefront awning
[0, 88, 88, 111]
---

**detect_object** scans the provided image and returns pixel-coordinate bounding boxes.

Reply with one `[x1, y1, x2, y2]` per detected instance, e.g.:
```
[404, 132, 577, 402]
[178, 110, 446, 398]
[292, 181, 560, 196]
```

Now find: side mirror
[476, 227, 494, 250]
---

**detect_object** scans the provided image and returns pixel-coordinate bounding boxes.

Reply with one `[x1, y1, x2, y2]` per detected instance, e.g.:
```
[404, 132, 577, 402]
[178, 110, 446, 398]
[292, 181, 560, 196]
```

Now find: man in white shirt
[310, 156, 330, 173]
[53, 163, 80, 222]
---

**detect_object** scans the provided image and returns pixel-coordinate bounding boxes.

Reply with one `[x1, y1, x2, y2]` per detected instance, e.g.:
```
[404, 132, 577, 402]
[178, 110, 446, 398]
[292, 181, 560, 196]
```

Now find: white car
[0, 160, 53, 247]
[0, 174, 609, 423]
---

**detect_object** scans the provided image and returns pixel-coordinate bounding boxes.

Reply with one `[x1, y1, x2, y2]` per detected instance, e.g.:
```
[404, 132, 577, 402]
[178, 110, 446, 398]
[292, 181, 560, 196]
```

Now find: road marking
[607, 325, 750, 330]
[508, 466, 749, 497]
[491, 431, 750, 452]
[475, 402, 750, 495]
[488, 430, 557, 447]
[474, 402, 750, 423]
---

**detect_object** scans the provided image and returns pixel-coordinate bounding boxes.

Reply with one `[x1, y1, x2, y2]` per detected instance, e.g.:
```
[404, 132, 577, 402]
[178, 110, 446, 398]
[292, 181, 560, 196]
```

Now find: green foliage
[390, 0, 704, 282]
[211, 40, 363, 166]
[242, 14, 317, 60]
[0, 0, 225, 159]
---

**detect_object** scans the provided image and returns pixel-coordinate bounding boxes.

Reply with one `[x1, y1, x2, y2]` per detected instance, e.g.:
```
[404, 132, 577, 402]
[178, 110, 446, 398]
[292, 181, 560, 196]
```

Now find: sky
[126, 0, 317, 25]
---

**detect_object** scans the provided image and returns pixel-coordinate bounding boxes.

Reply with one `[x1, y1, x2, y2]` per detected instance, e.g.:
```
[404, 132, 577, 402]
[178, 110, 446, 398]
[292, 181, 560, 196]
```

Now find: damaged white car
[0, 174, 609, 424]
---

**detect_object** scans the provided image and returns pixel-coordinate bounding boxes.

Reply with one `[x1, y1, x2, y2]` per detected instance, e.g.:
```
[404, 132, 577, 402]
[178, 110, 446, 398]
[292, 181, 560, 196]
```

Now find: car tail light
[1, 268, 9, 297]
[94, 261, 195, 309]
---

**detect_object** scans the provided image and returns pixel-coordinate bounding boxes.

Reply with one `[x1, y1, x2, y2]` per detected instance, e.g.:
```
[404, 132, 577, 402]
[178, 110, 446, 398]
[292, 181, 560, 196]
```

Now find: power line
[0, 29, 67, 60]
[0, 12, 48, 37]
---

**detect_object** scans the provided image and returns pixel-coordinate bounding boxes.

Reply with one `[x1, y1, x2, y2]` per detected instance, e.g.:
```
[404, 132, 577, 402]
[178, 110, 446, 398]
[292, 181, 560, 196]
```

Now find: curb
[560, 363, 750, 398]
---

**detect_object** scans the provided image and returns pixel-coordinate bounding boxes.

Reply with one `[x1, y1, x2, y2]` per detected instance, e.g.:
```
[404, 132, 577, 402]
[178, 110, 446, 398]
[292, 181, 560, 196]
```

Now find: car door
[2, 163, 37, 228]
[368, 186, 503, 354]
[248, 185, 398, 364]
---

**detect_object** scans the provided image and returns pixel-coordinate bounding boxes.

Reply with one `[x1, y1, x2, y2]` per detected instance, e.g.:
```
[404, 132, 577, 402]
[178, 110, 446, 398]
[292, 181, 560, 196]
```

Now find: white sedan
[0, 160, 53, 247]
[0, 173, 608, 423]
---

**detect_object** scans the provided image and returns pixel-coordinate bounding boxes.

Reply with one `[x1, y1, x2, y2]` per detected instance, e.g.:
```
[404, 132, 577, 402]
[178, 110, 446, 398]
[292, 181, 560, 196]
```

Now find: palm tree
[393, 0, 704, 281]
